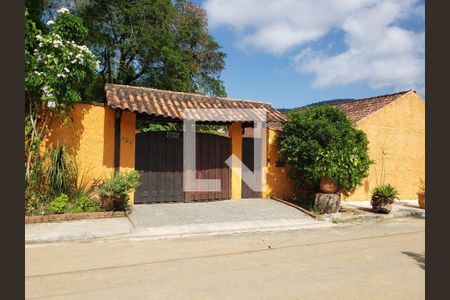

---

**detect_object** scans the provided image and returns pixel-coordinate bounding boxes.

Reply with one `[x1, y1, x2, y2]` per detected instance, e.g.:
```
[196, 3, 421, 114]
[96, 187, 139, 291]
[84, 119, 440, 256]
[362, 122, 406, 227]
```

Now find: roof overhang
[105, 83, 287, 125]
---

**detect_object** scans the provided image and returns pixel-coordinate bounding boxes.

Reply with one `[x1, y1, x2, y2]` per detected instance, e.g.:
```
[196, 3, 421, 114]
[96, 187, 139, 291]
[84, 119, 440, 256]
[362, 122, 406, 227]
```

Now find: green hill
[276, 98, 354, 114]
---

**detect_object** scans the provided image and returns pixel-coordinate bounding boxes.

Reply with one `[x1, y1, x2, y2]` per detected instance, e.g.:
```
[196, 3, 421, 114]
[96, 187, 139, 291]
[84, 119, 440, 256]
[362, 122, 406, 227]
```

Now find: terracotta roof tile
[310, 90, 413, 123]
[105, 84, 287, 123]
[228, 90, 413, 137]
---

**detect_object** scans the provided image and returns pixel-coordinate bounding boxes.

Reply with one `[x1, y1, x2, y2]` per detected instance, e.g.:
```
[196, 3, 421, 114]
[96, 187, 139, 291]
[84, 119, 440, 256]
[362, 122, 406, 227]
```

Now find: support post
[114, 110, 122, 174]
[229, 122, 242, 199]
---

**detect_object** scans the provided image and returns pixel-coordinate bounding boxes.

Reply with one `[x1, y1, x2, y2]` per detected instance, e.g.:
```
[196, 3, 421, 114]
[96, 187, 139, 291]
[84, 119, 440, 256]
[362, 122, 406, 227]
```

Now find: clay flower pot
[100, 195, 127, 211]
[100, 195, 115, 211]
[371, 196, 394, 214]
[320, 178, 338, 194]
[418, 193, 425, 209]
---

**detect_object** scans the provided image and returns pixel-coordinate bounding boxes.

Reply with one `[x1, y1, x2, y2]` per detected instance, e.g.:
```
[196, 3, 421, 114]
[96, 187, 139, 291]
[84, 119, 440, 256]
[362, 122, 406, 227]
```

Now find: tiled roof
[227, 90, 413, 137]
[311, 90, 413, 123]
[105, 84, 287, 123]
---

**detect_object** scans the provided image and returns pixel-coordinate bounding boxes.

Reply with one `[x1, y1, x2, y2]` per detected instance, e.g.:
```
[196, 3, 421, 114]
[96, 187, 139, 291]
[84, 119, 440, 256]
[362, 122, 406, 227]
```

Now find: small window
[275, 159, 286, 167]
[166, 132, 181, 139]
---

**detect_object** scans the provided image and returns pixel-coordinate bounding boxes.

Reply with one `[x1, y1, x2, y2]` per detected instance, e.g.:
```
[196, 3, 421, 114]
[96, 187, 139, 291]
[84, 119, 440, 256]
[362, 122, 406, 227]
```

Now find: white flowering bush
[26, 8, 98, 111]
[25, 7, 98, 180]
[27, 32, 98, 109]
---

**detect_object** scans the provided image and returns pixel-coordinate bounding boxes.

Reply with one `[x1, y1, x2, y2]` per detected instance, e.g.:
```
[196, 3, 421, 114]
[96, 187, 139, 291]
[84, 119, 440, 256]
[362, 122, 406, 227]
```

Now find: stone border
[271, 197, 318, 219]
[317, 209, 425, 224]
[25, 211, 127, 224]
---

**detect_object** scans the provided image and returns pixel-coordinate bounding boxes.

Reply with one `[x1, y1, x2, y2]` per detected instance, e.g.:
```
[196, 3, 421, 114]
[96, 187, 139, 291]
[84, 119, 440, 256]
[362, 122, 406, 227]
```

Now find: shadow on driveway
[402, 251, 425, 270]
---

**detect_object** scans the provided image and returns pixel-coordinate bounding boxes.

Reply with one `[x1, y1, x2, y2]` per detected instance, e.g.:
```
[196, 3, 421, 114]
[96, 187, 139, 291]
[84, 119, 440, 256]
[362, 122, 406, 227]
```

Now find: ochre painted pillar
[262, 128, 273, 199]
[229, 122, 242, 199]
[119, 111, 137, 205]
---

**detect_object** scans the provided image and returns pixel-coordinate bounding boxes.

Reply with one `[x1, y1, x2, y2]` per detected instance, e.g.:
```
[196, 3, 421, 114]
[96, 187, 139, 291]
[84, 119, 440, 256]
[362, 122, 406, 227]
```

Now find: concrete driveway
[127, 198, 330, 239]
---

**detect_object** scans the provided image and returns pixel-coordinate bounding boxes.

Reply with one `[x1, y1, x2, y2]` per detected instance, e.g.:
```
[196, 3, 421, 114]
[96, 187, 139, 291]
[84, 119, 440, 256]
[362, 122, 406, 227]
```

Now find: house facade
[45, 86, 424, 203]
[261, 90, 425, 201]
[335, 90, 425, 200]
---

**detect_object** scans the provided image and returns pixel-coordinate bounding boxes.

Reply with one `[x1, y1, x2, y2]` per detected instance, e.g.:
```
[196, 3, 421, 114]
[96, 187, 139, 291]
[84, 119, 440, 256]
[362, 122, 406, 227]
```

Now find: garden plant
[371, 183, 399, 214]
[97, 171, 141, 211]
[278, 105, 373, 203]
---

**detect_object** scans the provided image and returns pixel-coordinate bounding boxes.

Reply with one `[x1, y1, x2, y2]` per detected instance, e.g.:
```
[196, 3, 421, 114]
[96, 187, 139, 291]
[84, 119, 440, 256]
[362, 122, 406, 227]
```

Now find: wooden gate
[241, 137, 262, 198]
[134, 131, 231, 203]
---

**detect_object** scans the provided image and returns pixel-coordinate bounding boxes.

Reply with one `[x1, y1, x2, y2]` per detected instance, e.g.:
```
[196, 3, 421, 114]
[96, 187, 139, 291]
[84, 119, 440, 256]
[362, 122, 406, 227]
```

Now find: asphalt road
[26, 218, 425, 300]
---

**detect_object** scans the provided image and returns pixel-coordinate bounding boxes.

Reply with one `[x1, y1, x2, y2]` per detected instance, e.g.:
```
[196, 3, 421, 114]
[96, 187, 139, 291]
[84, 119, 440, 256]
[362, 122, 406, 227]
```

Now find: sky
[194, 0, 425, 108]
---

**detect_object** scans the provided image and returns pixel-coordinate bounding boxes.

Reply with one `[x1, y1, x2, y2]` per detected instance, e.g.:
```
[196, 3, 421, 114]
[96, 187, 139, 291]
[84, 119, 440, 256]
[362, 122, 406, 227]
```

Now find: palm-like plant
[371, 183, 399, 214]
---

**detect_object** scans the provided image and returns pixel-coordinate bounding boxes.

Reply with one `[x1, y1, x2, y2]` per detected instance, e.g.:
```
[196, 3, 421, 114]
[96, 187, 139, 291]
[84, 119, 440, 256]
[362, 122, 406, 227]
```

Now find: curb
[25, 231, 133, 245]
[105, 222, 335, 242]
[337, 211, 425, 224]
[25, 217, 135, 245]
[26, 221, 333, 245]
[25, 211, 128, 224]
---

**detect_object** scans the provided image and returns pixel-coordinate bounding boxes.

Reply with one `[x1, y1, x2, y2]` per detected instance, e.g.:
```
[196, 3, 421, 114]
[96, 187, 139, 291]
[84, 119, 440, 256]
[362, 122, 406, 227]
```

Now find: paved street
[26, 218, 425, 300]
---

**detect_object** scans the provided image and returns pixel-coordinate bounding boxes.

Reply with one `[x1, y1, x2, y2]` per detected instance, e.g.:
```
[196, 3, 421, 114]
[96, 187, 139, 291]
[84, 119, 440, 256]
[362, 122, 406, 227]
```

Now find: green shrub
[97, 171, 140, 210]
[45, 145, 78, 198]
[371, 184, 399, 199]
[47, 194, 69, 214]
[71, 196, 101, 213]
[72, 171, 102, 200]
[278, 105, 373, 196]
[24, 141, 105, 216]
[46, 194, 101, 214]
[98, 171, 141, 198]
[25, 143, 104, 215]
[25, 152, 47, 214]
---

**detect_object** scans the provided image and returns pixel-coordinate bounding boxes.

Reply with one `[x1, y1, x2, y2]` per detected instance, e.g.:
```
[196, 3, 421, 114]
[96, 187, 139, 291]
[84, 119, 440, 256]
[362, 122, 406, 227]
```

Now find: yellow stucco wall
[265, 91, 425, 202]
[345, 92, 425, 201]
[229, 122, 243, 199]
[263, 128, 296, 200]
[43, 92, 423, 204]
[44, 102, 137, 203]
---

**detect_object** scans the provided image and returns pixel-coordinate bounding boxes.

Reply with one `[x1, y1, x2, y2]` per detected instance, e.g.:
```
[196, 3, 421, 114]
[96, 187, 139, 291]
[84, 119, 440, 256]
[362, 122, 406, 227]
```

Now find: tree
[278, 106, 373, 196]
[174, 0, 226, 96]
[79, 0, 226, 99]
[25, 0, 48, 30]
[25, 7, 98, 179]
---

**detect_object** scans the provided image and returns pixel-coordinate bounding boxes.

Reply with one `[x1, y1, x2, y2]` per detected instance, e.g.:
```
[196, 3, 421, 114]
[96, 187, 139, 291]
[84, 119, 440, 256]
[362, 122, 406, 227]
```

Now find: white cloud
[204, 0, 424, 92]
[205, 0, 378, 54]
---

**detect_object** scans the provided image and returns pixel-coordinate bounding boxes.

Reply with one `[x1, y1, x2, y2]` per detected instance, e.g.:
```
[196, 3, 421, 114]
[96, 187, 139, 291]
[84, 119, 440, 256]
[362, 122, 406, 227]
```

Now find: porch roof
[105, 84, 287, 123]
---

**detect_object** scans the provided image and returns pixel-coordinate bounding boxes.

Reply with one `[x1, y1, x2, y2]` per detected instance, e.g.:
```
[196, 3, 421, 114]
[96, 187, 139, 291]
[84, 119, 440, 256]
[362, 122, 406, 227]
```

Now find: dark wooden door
[242, 137, 262, 198]
[134, 131, 184, 203]
[134, 131, 230, 203]
[185, 133, 231, 201]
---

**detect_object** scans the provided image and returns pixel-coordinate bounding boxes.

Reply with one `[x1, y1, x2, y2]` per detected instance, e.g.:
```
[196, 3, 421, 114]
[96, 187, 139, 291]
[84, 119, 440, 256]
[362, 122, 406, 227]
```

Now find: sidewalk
[25, 199, 331, 244]
[326, 200, 425, 223]
[25, 199, 425, 244]
[25, 217, 134, 244]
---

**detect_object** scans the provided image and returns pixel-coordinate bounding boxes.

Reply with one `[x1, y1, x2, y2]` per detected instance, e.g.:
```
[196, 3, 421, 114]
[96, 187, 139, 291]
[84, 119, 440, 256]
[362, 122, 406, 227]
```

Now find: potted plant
[278, 106, 372, 214]
[417, 179, 425, 209]
[319, 177, 338, 193]
[371, 184, 399, 214]
[97, 171, 140, 211]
